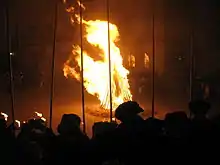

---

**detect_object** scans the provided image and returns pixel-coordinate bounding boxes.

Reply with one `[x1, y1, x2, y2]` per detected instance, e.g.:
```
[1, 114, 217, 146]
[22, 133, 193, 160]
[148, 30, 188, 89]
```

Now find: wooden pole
[189, 1, 195, 118]
[106, 0, 113, 122]
[49, 0, 58, 129]
[5, 0, 15, 132]
[79, 0, 86, 133]
[189, 34, 194, 101]
[151, 3, 155, 118]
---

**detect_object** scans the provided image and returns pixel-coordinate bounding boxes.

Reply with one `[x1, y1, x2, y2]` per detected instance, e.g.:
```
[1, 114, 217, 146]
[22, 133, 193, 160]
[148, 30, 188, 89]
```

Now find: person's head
[0, 119, 6, 131]
[28, 119, 45, 130]
[164, 111, 189, 136]
[165, 111, 188, 123]
[92, 122, 117, 138]
[57, 114, 81, 135]
[145, 117, 164, 135]
[189, 100, 210, 117]
[115, 101, 144, 123]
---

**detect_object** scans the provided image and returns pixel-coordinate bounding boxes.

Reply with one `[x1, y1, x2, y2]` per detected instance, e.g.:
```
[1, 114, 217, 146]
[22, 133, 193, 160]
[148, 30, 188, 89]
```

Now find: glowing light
[34, 112, 46, 122]
[128, 54, 136, 68]
[35, 112, 43, 118]
[41, 117, 46, 122]
[1, 112, 8, 121]
[63, 1, 132, 110]
[15, 120, 21, 128]
[144, 53, 150, 68]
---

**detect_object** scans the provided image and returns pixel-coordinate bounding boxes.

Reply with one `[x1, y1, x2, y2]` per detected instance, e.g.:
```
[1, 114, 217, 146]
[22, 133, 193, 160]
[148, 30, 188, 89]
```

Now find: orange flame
[63, 1, 132, 110]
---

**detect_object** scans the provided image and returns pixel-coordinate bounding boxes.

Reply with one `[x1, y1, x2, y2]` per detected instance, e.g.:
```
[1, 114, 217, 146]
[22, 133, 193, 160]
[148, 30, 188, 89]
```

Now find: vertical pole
[79, 0, 86, 133]
[189, 28, 195, 119]
[189, 1, 194, 118]
[189, 34, 194, 101]
[5, 0, 15, 132]
[49, 0, 58, 129]
[151, 3, 155, 118]
[107, 0, 113, 122]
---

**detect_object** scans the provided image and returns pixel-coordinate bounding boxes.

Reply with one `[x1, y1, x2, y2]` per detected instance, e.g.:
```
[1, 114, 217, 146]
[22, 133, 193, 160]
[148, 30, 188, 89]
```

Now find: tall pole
[5, 0, 15, 131]
[189, 2, 194, 117]
[107, 0, 113, 122]
[49, 0, 58, 129]
[189, 34, 194, 102]
[79, 0, 86, 133]
[151, 3, 155, 118]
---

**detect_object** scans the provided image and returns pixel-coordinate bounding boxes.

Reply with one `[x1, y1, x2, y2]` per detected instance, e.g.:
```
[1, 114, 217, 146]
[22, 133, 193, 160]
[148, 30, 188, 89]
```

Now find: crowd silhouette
[0, 99, 220, 164]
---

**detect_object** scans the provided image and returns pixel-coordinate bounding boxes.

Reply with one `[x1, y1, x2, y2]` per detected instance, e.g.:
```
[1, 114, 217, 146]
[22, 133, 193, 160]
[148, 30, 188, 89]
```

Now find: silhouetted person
[92, 122, 117, 139]
[163, 111, 190, 153]
[189, 100, 210, 121]
[114, 101, 145, 163]
[52, 114, 89, 165]
[88, 122, 118, 164]
[16, 119, 51, 165]
[0, 119, 16, 163]
[164, 111, 189, 139]
[115, 101, 144, 123]
[188, 100, 219, 149]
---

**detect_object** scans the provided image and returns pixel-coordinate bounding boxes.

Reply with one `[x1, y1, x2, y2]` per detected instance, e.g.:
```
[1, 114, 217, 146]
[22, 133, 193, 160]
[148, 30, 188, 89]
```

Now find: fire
[41, 117, 46, 122]
[1, 112, 8, 121]
[15, 120, 21, 128]
[34, 112, 46, 122]
[35, 111, 43, 118]
[63, 1, 132, 110]
[128, 54, 136, 68]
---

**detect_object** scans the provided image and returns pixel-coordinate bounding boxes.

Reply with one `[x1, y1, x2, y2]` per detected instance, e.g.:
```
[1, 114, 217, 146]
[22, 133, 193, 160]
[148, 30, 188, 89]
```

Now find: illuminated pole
[5, 0, 15, 131]
[79, 0, 86, 133]
[106, 0, 113, 122]
[151, 3, 155, 118]
[49, 0, 58, 129]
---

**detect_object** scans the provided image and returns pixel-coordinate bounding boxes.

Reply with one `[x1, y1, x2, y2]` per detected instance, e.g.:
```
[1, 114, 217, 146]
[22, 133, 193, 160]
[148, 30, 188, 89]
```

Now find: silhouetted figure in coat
[52, 114, 89, 165]
[188, 100, 219, 149]
[114, 101, 145, 163]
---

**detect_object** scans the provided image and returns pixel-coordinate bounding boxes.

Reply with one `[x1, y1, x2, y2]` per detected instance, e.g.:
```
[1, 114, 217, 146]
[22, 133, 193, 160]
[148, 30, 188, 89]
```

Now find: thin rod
[189, 34, 194, 101]
[107, 0, 113, 122]
[79, 0, 86, 133]
[49, 0, 58, 129]
[189, 2, 195, 118]
[5, 0, 15, 131]
[151, 6, 155, 118]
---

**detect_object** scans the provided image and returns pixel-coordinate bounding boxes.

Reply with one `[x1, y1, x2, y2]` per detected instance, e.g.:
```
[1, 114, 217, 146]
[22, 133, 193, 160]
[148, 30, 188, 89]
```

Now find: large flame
[63, 1, 132, 110]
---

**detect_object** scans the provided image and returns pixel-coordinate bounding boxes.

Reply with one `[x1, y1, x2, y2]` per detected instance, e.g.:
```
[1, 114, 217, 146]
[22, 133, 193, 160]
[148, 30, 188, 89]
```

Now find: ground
[0, 79, 190, 137]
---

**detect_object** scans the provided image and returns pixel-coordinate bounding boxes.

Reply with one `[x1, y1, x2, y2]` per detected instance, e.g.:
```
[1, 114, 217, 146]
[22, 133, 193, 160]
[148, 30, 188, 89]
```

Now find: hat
[57, 114, 81, 134]
[115, 101, 144, 121]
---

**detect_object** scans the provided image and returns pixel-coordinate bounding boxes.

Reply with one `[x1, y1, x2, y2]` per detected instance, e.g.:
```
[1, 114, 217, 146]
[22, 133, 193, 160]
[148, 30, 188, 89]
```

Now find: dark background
[0, 0, 219, 81]
[0, 0, 220, 132]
